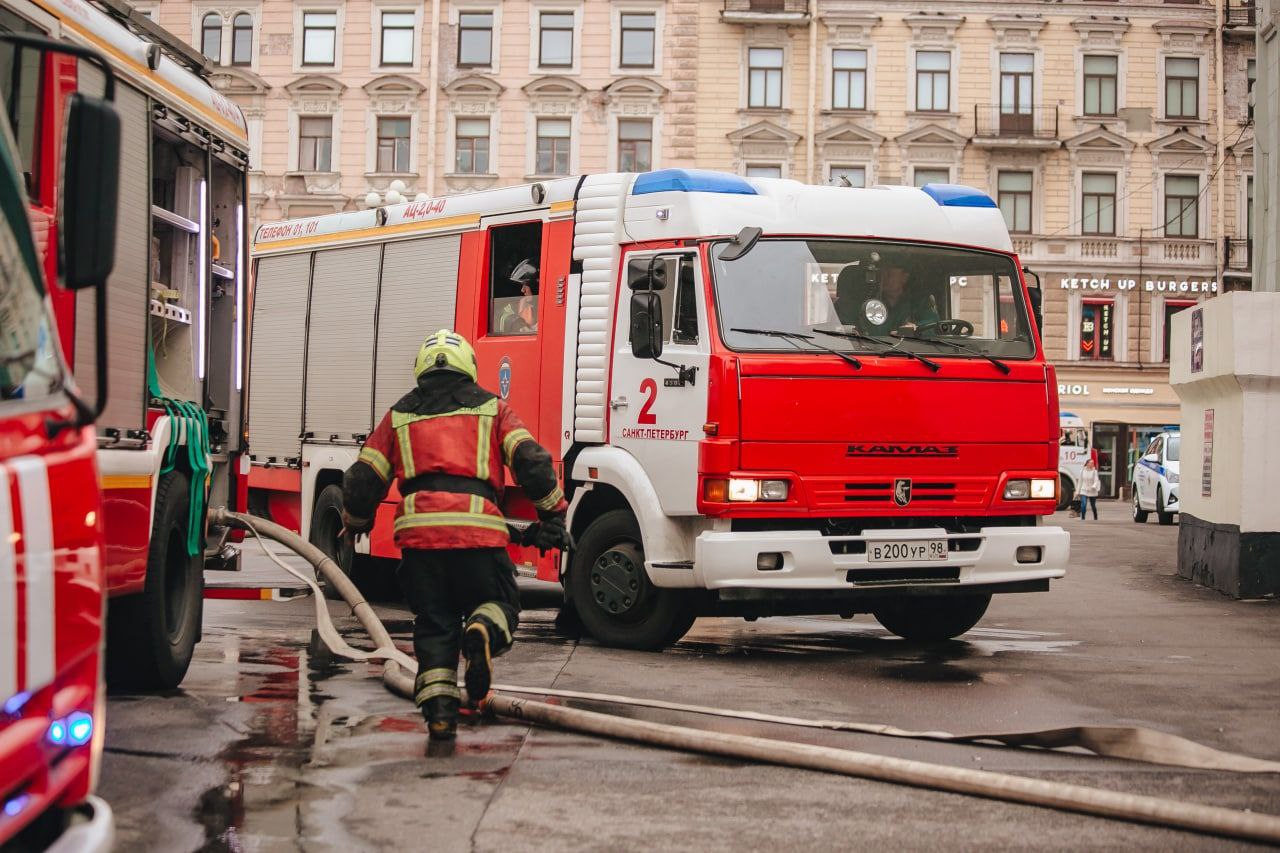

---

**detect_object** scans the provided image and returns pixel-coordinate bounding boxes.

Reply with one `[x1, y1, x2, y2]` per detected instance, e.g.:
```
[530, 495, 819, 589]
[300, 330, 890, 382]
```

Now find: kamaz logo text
[846, 444, 959, 458]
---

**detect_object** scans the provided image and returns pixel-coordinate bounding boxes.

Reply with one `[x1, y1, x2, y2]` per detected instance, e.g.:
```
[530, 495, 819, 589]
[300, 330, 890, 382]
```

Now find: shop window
[455, 118, 490, 174]
[458, 11, 493, 67]
[302, 11, 338, 66]
[915, 51, 950, 112]
[1079, 299, 1114, 361]
[298, 116, 333, 171]
[1163, 174, 1199, 238]
[201, 12, 222, 62]
[832, 49, 867, 111]
[618, 119, 652, 172]
[1164, 57, 1198, 120]
[829, 165, 865, 187]
[538, 11, 573, 68]
[489, 222, 543, 337]
[535, 118, 571, 176]
[231, 13, 254, 65]
[997, 171, 1032, 234]
[747, 47, 783, 109]
[1081, 172, 1116, 236]
[1083, 55, 1117, 117]
[913, 167, 949, 187]
[619, 12, 656, 68]
[1161, 300, 1195, 363]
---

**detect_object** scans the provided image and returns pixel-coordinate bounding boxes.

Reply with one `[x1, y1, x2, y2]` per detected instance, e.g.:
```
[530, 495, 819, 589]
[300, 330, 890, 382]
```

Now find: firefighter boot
[462, 620, 493, 707]
[423, 695, 460, 741]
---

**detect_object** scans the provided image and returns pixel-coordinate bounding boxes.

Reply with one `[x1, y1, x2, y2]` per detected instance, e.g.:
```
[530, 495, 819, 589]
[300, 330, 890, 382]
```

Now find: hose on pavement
[208, 508, 1280, 845]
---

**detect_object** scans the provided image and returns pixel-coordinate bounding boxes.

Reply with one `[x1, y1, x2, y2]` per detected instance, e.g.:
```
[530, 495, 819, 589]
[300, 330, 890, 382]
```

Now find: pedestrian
[340, 329, 571, 742]
[1078, 458, 1100, 521]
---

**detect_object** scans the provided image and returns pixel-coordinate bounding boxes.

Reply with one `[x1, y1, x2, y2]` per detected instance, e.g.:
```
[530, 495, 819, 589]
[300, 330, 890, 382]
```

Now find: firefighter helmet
[415, 329, 478, 381]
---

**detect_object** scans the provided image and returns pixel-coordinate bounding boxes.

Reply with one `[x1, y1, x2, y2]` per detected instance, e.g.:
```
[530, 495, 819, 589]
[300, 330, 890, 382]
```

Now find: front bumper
[47, 796, 114, 853]
[693, 524, 1068, 591]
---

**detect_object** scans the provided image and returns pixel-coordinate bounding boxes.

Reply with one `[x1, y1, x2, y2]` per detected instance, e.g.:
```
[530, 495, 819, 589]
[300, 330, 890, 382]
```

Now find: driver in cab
[836, 260, 939, 334]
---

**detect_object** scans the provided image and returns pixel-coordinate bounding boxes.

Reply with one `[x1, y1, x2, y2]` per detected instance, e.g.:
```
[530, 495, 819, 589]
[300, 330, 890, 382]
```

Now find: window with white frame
[913, 167, 949, 187]
[1083, 55, 1118, 117]
[828, 165, 866, 187]
[831, 49, 867, 111]
[1163, 174, 1199, 238]
[380, 11, 416, 66]
[997, 171, 1032, 234]
[1081, 172, 1116, 235]
[746, 164, 782, 178]
[619, 12, 655, 68]
[455, 118, 490, 174]
[201, 12, 222, 62]
[376, 117, 411, 173]
[298, 116, 334, 171]
[458, 11, 493, 67]
[618, 119, 652, 172]
[231, 13, 253, 66]
[538, 11, 573, 68]
[747, 47, 783, 109]
[1164, 57, 1199, 120]
[536, 118, 571, 175]
[915, 51, 950, 112]
[302, 11, 338, 66]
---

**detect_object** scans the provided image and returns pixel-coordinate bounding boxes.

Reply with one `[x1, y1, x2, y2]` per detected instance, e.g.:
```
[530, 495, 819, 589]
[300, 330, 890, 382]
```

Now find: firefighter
[497, 259, 539, 334]
[340, 329, 571, 741]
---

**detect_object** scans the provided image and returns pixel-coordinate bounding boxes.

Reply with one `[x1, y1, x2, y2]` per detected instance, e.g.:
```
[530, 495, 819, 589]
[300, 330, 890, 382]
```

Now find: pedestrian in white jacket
[1078, 460, 1101, 521]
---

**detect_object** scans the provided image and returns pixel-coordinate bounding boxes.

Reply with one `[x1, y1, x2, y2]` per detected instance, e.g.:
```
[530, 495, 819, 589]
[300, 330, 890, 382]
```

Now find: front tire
[1057, 475, 1075, 512]
[1156, 485, 1175, 526]
[107, 470, 203, 690]
[568, 509, 696, 650]
[309, 484, 356, 600]
[872, 594, 991, 643]
[1132, 489, 1149, 523]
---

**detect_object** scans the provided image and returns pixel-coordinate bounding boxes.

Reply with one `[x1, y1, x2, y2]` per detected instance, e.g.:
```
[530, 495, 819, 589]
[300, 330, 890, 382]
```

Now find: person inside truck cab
[497, 259, 539, 334]
[835, 260, 939, 334]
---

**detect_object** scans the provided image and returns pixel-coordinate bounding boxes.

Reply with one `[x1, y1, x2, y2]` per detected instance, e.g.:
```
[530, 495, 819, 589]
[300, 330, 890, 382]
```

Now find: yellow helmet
[415, 329, 478, 381]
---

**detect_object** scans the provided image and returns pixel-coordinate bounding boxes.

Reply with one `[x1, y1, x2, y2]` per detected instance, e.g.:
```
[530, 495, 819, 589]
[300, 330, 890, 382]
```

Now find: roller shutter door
[373, 235, 461, 417]
[248, 253, 310, 461]
[305, 245, 381, 438]
[74, 68, 146, 434]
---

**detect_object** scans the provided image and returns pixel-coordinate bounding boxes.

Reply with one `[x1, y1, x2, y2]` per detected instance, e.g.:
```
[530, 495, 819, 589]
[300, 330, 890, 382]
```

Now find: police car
[1132, 430, 1180, 525]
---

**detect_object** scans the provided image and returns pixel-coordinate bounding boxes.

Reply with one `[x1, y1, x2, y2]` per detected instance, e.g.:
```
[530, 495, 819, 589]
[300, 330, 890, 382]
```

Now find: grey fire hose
[208, 508, 1280, 845]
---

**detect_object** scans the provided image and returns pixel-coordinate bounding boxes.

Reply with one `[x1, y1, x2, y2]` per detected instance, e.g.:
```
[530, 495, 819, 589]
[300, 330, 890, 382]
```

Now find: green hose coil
[147, 354, 210, 557]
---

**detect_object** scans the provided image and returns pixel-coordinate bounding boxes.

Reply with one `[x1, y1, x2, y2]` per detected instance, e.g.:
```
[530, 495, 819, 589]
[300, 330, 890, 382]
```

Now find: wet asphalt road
[100, 501, 1280, 852]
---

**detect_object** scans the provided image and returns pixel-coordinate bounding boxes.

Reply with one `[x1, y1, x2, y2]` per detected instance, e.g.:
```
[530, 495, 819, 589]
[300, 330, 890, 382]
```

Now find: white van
[1132, 431, 1180, 525]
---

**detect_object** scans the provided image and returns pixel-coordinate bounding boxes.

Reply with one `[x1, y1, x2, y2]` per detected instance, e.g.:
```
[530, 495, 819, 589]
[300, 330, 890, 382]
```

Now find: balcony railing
[1011, 235, 1216, 268]
[972, 105, 1059, 143]
[1225, 237, 1253, 271]
[722, 0, 809, 16]
[1225, 3, 1257, 28]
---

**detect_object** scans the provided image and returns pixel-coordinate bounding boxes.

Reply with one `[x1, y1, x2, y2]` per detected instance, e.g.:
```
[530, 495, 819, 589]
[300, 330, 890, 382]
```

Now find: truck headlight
[1003, 479, 1030, 500]
[728, 479, 759, 501]
[705, 479, 789, 502]
[1030, 478, 1057, 499]
[1003, 478, 1057, 500]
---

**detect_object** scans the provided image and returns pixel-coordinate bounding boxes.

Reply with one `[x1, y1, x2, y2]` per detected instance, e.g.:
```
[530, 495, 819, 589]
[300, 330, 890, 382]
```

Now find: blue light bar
[632, 169, 758, 197]
[920, 183, 998, 209]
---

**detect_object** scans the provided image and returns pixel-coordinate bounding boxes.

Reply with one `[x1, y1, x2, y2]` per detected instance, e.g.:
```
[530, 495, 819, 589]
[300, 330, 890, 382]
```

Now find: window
[455, 118, 490, 174]
[747, 47, 783, 109]
[0, 198, 63, 405]
[0, 12, 45, 198]
[999, 53, 1033, 133]
[618, 119, 652, 172]
[298, 116, 333, 171]
[539, 11, 573, 68]
[231, 13, 253, 66]
[458, 11, 493, 67]
[380, 11, 415, 66]
[1247, 175, 1254, 240]
[302, 12, 338, 66]
[1161, 300, 1196, 362]
[619, 13, 655, 68]
[489, 221, 543, 336]
[913, 168, 949, 187]
[915, 51, 950, 112]
[536, 118, 571, 175]
[1163, 174, 1199, 237]
[376, 117, 411, 173]
[1081, 172, 1116, 235]
[201, 12, 222, 62]
[998, 171, 1033, 234]
[831, 49, 867, 111]
[1079, 300, 1114, 360]
[1165, 57, 1198, 119]
[745, 164, 782, 178]
[1247, 59, 1256, 121]
[625, 254, 700, 346]
[829, 165, 865, 187]
[1083, 55, 1118, 116]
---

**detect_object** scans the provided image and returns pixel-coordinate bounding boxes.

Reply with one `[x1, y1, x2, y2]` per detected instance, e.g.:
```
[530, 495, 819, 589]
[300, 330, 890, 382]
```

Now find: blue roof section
[632, 169, 759, 196]
[920, 183, 998, 209]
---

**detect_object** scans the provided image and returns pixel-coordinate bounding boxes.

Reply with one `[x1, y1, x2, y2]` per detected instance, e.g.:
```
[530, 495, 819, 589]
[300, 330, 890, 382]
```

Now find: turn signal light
[703, 479, 728, 502]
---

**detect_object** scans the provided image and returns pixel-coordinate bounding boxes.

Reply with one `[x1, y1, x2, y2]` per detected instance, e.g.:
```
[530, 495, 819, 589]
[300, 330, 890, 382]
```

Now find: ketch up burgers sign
[1058, 276, 1219, 293]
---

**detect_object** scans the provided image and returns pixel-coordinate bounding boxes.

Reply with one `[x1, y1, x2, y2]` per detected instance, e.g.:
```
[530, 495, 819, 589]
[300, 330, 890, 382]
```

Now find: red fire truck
[250, 170, 1069, 649]
[2, 0, 252, 690]
[0, 21, 119, 852]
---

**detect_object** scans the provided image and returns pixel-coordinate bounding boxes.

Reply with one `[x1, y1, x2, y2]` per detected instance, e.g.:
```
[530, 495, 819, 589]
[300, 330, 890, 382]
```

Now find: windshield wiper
[891, 332, 1011, 374]
[730, 328, 862, 370]
[814, 328, 940, 373]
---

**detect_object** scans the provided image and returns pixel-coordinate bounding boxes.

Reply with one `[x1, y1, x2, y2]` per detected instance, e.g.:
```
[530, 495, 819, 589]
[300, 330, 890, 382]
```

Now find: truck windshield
[711, 238, 1034, 359]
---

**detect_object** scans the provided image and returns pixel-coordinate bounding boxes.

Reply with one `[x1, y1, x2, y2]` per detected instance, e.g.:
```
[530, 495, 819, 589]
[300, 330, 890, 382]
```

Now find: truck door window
[671, 256, 699, 345]
[0, 193, 61, 404]
[0, 11, 45, 201]
[488, 221, 542, 336]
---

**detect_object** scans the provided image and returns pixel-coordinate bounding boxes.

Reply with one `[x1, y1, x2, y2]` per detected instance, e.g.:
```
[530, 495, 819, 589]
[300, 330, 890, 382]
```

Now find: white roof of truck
[253, 169, 1013, 256]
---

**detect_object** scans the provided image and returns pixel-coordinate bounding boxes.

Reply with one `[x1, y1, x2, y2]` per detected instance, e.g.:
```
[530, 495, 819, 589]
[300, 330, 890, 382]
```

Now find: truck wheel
[872, 594, 991, 643]
[1057, 475, 1074, 512]
[1132, 489, 1149, 523]
[107, 470, 203, 690]
[568, 509, 696, 650]
[1156, 486, 1175, 526]
[309, 484, 356, 600]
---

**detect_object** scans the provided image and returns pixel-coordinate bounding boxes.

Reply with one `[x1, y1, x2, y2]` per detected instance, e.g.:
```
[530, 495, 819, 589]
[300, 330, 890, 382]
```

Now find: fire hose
[207, 508, 1280, 845]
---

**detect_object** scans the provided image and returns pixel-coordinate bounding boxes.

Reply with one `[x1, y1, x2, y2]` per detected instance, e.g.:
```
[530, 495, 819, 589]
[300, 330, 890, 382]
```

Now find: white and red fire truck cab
[250, 170, 1069, 649]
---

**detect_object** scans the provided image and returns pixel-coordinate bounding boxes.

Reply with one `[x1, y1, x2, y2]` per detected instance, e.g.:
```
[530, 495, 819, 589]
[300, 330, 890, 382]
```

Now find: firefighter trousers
[396, 547, 521, 711]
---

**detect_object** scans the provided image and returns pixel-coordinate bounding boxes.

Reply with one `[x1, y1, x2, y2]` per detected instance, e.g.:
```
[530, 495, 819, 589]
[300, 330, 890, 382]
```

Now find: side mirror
[629, 291, 664, 359]
[629, 256, 668, 291]
[61, 92, 120, 290]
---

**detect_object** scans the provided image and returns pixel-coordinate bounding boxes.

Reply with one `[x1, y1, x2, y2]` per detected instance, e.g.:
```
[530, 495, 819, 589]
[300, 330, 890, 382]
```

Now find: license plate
[867, 539, 948, 563]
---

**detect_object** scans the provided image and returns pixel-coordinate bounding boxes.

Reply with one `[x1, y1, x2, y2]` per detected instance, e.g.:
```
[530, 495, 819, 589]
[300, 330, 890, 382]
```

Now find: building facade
[143, 0, 699, 221]
[699, 0, 1255, 499]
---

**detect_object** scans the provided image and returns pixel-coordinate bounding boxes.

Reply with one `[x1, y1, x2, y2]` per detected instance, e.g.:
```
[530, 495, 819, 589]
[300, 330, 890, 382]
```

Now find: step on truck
[2, 0, 253, 689]
[0, 23, 119, 851]
[249, 169, 1070, 649]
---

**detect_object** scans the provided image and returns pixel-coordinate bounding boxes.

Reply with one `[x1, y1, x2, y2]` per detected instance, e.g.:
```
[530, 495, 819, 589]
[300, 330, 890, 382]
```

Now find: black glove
[532, 516, 573, 554]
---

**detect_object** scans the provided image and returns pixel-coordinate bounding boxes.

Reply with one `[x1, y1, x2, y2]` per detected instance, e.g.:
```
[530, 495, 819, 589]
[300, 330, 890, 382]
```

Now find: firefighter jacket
[342, 372, 567, 550]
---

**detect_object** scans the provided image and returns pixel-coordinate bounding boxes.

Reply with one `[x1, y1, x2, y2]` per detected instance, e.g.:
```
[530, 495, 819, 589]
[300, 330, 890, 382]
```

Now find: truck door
[609, 250, 710, 515]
